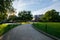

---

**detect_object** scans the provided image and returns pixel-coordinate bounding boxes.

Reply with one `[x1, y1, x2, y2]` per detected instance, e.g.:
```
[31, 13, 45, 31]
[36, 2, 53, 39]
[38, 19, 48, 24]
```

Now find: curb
[32, 25, 60, 40]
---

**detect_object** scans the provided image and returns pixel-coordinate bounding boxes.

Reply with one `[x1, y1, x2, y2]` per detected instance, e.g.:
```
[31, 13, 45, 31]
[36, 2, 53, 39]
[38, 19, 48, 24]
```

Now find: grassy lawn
[32, 22, 60, 38]
[0, 23, 20, 36]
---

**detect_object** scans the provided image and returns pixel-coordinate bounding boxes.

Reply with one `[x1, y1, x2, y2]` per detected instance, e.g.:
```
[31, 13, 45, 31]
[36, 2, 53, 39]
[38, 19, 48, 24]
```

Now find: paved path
[2, 24, 53, 40]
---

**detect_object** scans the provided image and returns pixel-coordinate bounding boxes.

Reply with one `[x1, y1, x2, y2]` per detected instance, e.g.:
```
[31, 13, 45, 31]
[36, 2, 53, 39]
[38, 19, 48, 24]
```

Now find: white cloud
[13, 0, 38, 15]
[32, 2, 60, 16]
[13, 0, 35, 12]
[13, 0, 42, 10]
[12, 0, 60, 16]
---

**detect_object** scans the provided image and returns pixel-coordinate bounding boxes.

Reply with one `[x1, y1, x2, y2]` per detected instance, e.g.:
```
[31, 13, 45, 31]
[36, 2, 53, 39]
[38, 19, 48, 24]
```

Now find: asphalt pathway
[2, 24, 53, 40]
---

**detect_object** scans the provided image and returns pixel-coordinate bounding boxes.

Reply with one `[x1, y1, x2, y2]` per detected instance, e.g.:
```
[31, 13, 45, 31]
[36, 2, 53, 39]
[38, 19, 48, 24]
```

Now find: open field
[0, 23, 19, 36]
[32, 22, 60, 38]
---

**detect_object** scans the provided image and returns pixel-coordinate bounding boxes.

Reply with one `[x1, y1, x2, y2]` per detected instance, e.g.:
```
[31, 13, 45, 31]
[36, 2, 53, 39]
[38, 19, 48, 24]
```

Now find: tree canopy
[8, 14, 17, 22]
[41, 9, 60, 22]
[18, 11, 33, 22]
[0, 0, 14, 21]
[0, 0, 14, 13]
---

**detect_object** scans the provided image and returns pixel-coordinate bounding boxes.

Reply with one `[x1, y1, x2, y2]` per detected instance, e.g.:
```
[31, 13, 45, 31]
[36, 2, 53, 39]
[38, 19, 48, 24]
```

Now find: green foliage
[0, 0, 14, 21]
[0, 0, 14, 13]
[41, 9, 60, 22]
[18, 11, 33, 22]
[8, 15, 17, 22]
[0, 13, 7, 21]
[0, 24, 19, 36]
[33, 22, 60, 38]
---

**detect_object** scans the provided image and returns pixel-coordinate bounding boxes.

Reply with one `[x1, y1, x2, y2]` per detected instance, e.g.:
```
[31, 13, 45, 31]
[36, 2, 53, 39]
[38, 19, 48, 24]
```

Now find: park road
[2, 24, 53, 40]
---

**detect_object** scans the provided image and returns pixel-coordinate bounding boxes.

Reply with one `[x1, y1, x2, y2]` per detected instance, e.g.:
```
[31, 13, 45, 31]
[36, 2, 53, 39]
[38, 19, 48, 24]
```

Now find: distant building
[34, 15, 43, 22]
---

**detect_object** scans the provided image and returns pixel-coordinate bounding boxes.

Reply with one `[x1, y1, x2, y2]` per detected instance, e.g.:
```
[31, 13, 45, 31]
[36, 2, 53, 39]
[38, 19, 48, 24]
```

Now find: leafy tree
[41, 9, 60, 22]
[18, 11, 33, 22]
[0, 0, 14, 13]
[0, 12, 7, 21]
[0, 0, 14, 21]
[8, 14, 17, 22]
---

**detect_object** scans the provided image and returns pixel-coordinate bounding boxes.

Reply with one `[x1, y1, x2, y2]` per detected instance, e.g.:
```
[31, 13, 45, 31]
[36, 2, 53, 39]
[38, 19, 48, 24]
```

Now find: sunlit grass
[0, 24, 8, 29]
[0, 24, 19, 36]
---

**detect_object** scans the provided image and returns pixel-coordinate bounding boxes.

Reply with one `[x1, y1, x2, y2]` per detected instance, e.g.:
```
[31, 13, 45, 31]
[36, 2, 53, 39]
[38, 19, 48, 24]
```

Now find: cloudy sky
[13, 0, 60, 16]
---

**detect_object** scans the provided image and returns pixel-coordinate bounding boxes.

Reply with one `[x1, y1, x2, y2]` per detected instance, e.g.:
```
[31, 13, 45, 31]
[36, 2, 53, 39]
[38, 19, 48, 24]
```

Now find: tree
[8, 14, 17, 22]
[18, 11, 33, 22]
[0, 0, 14, 21]
[0, 0, 14, 13]
[0, 12, 7, 21]
[41, 9, 60, 22]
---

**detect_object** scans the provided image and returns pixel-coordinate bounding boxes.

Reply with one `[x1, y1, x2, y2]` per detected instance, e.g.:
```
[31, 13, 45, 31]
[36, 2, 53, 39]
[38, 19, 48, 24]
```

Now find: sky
[12, 0, 60, 16]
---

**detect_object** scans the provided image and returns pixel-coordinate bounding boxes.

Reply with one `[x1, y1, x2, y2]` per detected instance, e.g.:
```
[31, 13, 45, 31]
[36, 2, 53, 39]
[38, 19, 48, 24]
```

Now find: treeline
[8, 11, 33, 22]
[39, 9, 60, 22]
[0, 0, 60, 22]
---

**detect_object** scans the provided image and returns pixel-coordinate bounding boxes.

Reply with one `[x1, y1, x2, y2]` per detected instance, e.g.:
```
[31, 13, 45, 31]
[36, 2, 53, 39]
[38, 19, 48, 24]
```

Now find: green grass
[32, 22, 60, 38]
[0, 23, 20, 36]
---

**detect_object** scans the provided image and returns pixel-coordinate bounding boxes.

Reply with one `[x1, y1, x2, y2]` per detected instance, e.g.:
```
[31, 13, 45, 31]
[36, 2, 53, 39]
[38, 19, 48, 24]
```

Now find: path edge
[0, 24, 21, 40]
[32, 25, 60, 40]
